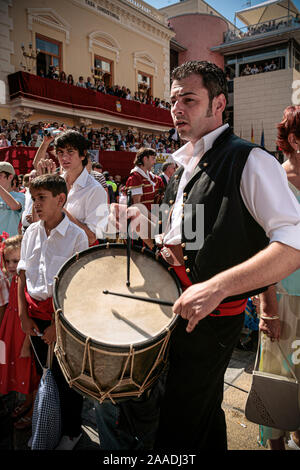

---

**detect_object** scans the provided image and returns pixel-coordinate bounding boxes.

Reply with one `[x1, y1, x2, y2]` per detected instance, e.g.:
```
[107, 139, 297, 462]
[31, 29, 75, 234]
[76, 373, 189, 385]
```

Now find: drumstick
[126, 190, 132, 287]
[103, 289, 173, 307]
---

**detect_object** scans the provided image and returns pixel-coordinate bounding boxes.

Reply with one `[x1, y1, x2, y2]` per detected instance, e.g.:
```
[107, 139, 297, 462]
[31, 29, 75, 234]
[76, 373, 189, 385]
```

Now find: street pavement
[0, 344, 294, 453]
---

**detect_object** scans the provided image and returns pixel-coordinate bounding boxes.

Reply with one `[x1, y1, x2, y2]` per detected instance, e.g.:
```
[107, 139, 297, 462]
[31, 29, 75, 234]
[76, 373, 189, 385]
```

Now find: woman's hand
[258, 287, 281, 341]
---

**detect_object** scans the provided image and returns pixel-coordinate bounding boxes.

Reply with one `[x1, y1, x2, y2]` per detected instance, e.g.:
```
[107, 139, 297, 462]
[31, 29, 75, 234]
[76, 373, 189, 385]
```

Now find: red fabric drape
[98, 151, 136, 179]
[0, 147, 136, 178]
[8, 72, 173, 127]
[0, 146, 38, 175]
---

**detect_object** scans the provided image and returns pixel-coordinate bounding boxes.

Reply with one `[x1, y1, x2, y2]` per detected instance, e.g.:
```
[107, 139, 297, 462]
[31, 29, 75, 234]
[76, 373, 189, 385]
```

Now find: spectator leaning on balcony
[59, 71, 67, 83]
[85, 77, 94, 89]
[76, 76, 86, 88]
[251, 64, 259, 74]
[67, 74, 74, 86]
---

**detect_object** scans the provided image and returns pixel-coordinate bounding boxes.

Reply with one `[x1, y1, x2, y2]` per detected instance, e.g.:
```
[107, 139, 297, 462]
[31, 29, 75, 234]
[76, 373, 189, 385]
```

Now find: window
[137, 72, 152, 100]
[36, 34, 62, 76]
[94, 56, 113, 87]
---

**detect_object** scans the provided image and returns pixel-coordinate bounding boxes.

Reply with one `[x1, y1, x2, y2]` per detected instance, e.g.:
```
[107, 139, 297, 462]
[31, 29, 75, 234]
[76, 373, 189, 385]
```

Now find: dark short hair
[54, 130, 89, 166]
[92, 162, 102, 170]
[162, 162, 175, 172]
[171, 60, 228, 107]
[134, 147, 156, 166]
[29, 174, 68, 201]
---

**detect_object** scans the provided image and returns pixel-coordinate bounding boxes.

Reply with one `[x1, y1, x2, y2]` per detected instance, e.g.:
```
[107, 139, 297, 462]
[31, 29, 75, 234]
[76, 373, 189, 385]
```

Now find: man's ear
[214, 94, 227, 115]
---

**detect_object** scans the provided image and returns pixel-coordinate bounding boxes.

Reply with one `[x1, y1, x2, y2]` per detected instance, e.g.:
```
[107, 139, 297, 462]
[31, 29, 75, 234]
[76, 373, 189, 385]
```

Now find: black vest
[162, 127, 272, 302]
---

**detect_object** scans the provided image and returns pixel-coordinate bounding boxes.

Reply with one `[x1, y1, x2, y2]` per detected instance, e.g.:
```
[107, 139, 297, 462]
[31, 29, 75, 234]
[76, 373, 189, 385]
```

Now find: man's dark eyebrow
[170, 91, 198, 99]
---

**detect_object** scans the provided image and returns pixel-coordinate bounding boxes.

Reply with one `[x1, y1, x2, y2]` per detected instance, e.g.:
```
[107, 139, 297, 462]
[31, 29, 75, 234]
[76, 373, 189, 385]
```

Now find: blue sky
[147, 0, 300, 27]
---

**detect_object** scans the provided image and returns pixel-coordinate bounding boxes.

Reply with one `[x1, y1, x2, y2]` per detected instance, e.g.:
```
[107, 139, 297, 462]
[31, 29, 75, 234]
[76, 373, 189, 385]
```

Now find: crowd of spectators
[37, 65, 171, 110]
[224, 15, 300, 43]
[240, 60, 279, 76]
[0, 119, 181, 154]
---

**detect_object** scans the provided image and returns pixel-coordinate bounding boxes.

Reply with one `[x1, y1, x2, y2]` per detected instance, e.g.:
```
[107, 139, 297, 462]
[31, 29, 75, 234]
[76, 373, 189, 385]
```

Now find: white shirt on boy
[17, 215, 88, 300]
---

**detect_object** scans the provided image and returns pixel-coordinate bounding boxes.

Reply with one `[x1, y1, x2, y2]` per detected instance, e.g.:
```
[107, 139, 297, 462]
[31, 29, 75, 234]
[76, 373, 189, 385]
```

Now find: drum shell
[53, 243, 181, 403]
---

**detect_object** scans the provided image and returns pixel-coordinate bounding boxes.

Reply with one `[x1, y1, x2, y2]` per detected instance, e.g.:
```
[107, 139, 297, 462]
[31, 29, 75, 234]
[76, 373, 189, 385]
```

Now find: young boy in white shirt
[18, 174, 89, 450]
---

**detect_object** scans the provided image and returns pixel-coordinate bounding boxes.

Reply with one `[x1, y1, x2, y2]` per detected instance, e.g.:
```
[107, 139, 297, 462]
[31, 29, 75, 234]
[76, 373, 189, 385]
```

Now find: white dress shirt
[17, 215, 89, 300]
[21, 188, 33, 228]
[163, 124, 300, 250]
[62, 167, 109, 239]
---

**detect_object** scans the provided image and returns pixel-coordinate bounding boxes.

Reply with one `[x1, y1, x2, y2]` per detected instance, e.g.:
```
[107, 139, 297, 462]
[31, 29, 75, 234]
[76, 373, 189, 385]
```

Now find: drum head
[54, 245, 180, 348]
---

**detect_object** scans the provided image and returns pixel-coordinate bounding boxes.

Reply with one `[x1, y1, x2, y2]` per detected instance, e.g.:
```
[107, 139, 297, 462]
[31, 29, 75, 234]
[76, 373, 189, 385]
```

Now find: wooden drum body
[53, 243, 181, 403]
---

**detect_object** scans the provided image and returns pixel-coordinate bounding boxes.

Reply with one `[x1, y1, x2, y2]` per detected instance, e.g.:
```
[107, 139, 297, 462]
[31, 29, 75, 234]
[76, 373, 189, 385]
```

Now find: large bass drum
[53, 243, 181, 403]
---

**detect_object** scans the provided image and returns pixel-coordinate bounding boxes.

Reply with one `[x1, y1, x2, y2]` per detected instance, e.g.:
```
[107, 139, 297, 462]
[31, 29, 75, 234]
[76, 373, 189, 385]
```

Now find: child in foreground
[0, 234, 40, 429]
[17, 174, 88, 450]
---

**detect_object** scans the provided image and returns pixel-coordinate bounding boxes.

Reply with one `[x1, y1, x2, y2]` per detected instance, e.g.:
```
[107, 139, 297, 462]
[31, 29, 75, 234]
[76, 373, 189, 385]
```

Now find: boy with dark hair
[0, 162, 25, 236]
[33, 129, 109, 245]
[18, 174, 88, 450]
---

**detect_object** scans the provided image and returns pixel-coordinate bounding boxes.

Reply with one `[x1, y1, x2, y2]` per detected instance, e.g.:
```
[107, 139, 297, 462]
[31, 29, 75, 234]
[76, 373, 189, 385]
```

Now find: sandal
[11, 403, 31, 420]
[14, 415, 32, 430]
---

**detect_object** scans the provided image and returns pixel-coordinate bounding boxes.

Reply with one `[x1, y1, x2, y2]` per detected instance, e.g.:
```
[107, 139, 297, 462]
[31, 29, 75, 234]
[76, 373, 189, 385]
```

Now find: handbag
[245, 333, 300, 431]
[30, 340, 62, 450]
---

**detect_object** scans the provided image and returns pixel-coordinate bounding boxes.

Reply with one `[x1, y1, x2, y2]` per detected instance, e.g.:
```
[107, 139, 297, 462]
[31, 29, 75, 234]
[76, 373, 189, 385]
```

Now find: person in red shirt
[125, 148, 159, 215]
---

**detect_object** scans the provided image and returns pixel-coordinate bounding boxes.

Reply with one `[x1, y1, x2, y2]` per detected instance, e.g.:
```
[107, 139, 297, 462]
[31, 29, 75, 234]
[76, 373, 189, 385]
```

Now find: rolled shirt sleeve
[240, 148, 300, 250]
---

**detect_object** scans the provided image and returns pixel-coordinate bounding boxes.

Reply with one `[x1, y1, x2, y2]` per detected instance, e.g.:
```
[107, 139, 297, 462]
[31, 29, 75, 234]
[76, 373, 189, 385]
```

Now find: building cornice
[70, 0, 175, 45]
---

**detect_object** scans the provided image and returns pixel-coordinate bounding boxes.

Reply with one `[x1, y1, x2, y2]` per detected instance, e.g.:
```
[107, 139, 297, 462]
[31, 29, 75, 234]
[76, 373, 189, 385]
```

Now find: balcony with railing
[224, 14, 300, 43]
[7, 71, 173, 128]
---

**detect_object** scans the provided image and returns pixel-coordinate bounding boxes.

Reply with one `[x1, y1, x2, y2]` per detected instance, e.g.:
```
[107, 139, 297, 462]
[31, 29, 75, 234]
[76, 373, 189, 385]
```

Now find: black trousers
[31, 318, 83, 438]
[154, 313, 245, 450]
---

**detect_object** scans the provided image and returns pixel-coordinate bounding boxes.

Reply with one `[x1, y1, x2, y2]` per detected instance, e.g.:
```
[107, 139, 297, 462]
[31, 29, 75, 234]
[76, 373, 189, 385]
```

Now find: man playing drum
[97, 60, 300, 450]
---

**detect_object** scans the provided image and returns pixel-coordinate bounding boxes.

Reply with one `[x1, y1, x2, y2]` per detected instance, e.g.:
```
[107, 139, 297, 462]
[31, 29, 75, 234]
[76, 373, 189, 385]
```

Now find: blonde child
[0, 234, 40, 429]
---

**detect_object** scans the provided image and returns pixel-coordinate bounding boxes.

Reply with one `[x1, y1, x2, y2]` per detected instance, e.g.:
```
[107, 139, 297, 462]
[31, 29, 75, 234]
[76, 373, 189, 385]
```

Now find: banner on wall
[153, 152, 175, 175]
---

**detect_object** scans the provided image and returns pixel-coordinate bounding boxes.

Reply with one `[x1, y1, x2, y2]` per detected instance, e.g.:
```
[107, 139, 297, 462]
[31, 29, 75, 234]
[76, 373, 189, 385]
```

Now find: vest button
[186, 268, 190, 273]
[181, 242, 186, 248]
[158, 220, 162, 224]
[174, 174, 178, 179]
[169, 200, 174, 204]
[203, 162, 208, 167]
[183, 192, 187, 197]
[183, 255, 188, 260]
[181, 203, 185, 207]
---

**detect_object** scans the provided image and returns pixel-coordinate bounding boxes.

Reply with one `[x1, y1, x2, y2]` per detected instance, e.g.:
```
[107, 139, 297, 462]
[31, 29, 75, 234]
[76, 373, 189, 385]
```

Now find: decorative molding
[133, 51, 157, 76]
[162, 46, 170, 100]
[80, 118, 92, 126]
[70, 0, 174, 46]
[88, 31, 121, 62]
[11, 106, 34, 122]
[27, 8, 71, 44]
